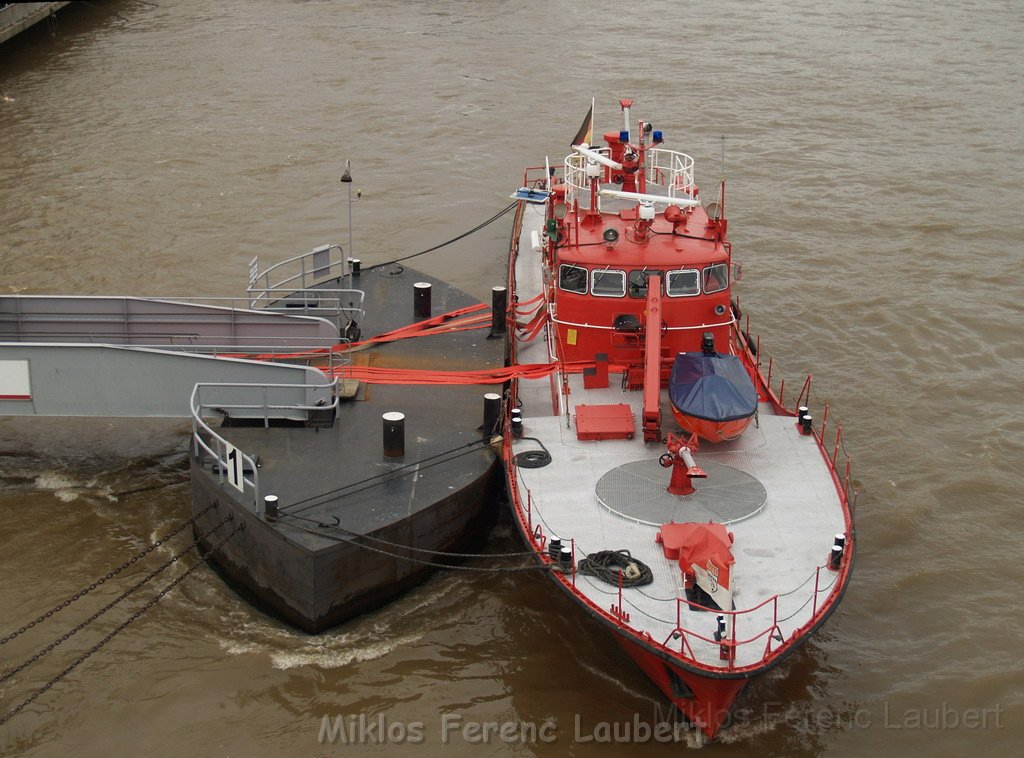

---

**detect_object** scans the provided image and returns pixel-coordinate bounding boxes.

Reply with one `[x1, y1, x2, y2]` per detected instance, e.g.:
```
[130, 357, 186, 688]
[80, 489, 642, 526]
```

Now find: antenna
[719, 136, 726, 212]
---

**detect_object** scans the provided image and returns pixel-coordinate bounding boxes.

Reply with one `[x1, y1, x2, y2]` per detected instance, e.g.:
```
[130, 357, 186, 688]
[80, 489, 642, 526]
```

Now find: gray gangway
[0, 295, 354, 418]
[0, 2, 69, 45]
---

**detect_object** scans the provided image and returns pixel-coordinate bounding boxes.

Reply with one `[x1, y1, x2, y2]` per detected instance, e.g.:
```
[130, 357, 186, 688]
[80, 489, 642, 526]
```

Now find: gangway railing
[190, 379, 340, 512]
[247, 245, 365, 332]
[0, 295, 341, 346]
[246, 287, 364, 330]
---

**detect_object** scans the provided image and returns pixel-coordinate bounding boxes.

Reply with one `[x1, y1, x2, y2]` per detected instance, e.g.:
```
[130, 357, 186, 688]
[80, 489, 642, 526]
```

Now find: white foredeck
[509, 209, 848, 670]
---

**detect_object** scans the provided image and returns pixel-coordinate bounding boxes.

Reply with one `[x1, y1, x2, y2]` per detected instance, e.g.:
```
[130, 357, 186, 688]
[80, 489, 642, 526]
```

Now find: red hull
[615, 636, 747, 740]
[670, 406, 754, 443]
[504, 100, 858, 744]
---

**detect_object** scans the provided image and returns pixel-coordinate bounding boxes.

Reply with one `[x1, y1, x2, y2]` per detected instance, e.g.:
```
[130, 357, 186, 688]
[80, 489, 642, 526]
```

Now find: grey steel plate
[594, 459, 767, 526]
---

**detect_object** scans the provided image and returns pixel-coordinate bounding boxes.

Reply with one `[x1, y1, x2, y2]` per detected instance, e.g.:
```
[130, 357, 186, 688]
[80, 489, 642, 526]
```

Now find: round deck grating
[595, 459, 767, 526]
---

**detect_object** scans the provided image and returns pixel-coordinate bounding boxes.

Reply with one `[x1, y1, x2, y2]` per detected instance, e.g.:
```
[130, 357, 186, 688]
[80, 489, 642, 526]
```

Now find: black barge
[190, 261, 507, 632]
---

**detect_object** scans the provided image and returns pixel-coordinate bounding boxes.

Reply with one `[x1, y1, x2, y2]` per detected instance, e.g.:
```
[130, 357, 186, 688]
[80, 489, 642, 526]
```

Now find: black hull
[191, 456, 500, 632]
[187, 264, 508, 633]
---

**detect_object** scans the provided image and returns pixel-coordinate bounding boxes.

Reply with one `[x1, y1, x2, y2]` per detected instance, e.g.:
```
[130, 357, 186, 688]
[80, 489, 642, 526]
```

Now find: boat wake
[210, 573, 479, 669]
[218, 632, 425, 671]
[0, 466, 104, 502]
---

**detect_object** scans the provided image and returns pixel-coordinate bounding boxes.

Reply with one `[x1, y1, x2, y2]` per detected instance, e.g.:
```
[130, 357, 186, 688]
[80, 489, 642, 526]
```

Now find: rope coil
[577, 550, 654, 587]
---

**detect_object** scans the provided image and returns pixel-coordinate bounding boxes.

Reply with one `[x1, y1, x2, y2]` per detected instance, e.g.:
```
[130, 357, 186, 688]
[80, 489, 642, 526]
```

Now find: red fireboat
[503, 99, 856, 740]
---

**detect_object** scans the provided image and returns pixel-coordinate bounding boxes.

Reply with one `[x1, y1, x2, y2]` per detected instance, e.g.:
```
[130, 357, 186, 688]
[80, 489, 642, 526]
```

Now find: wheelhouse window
[666, 269, 700, 297]
[628, 269, 662, 298]
[591, 269, 626, 297]
[702, 263, 729, 294]
[559, 264, 588, 294]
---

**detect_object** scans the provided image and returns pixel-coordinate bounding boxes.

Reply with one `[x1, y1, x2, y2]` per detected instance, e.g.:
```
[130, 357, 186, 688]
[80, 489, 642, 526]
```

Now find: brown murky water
[1, 1, 1022, 755]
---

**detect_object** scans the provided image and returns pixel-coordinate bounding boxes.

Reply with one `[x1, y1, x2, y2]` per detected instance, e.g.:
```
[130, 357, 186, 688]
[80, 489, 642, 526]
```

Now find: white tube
[599, 188, 702, 208]
[530, 230, 542, 253]
[681, 448, 697, 470]
[572, 144, 622, 171]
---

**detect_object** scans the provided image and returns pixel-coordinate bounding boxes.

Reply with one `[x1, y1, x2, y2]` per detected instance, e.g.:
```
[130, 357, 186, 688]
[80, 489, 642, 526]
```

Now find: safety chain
[776, 570, 839, 625]
[0, 501, 219, 648]
[0, 514, 232, 688]
[0, 521, 243, 729]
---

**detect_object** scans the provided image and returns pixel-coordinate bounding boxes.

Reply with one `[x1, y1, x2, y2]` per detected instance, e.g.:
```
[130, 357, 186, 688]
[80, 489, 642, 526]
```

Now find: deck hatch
[574, 403, 635, 441]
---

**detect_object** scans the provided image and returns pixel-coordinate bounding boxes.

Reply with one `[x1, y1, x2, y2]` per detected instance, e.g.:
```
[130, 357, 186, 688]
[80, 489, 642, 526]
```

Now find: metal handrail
[246, 286, 365, 320]
[560, 146, 696, 213]
[248, 244, 349, 296]
[0, 295, 343, 348]
[0, 333, 344, 348]
[189, 379, 340, 512]
[643, 147, 696, 198]
[506, 432, 846, 671]
[562, 148, 609, 210]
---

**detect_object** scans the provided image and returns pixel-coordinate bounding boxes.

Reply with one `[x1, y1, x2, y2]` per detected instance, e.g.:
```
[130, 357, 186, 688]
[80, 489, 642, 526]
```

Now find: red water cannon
[658, 432, 707, 495]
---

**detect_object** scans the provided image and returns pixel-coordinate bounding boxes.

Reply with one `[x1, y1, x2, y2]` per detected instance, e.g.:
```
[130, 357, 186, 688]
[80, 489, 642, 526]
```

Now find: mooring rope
[278, 438, 495, 516]
[280, 512, 538, 560]
[281, 520, 551, 573]
[363, 201, 517, 272]
[577, 550, 655, 587]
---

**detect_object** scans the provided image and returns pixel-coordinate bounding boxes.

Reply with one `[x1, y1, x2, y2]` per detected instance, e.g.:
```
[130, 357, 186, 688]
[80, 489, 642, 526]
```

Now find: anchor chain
[0, 514, 232, 688]
[0, 521, 244, 729]
[0, 501, 219, 648]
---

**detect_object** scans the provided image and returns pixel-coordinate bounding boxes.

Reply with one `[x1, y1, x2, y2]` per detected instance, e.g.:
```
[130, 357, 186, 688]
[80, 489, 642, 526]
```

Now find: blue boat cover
[669, 352, 758, 422]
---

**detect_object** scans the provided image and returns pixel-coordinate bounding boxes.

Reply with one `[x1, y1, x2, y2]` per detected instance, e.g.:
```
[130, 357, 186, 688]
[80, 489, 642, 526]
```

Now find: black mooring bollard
[264, 494, 279, 521]
[488, 286, 507, 339]
[482, 392, 502, 436]
[413, 282, 431, 319]
[797, 406, 809, 431]
[350, 258, 361, 276]
[829, 534, 846, 571]
[829, 544, 843, 570]
[510, 407, 523, 437]
[559, 545, 573, 569]
[383, 411, 405, 458]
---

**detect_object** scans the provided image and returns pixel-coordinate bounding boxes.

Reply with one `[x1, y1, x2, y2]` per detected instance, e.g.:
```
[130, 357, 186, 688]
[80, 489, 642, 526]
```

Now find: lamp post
[340, 160, 360, 289]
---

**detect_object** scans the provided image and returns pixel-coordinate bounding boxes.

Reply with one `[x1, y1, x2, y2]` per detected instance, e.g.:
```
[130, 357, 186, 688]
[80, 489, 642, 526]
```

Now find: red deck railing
[501, 281, 856, 674]
[504, 430, 847, 673]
